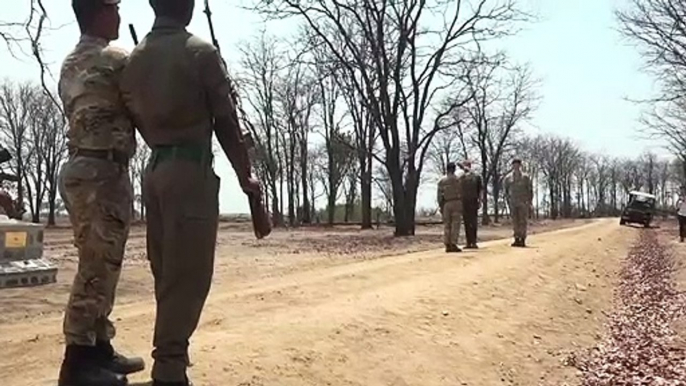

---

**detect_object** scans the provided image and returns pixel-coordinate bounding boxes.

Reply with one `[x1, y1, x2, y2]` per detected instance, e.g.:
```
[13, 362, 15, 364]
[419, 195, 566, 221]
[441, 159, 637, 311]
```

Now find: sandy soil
[0, 218, 632, 385]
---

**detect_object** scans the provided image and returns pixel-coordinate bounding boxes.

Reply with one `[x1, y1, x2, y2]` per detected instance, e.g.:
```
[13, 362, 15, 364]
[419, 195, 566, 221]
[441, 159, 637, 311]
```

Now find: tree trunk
[550, 180, 557, 220]
[388, 158, 413, 236]
[360, 168, 372, 229]
[360, 132, 373, 230]
[481, 178, 490, 226]
[492, 174, 501, 223]
[47, 187, 57, 226]
[327, 189, 336, 225]
[269, 182, 281, 226]
[300, 141, 310, 224]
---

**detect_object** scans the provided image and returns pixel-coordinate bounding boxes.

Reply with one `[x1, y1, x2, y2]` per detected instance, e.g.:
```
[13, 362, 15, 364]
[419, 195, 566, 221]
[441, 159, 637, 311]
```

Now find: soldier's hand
[241, 177, 262, 196]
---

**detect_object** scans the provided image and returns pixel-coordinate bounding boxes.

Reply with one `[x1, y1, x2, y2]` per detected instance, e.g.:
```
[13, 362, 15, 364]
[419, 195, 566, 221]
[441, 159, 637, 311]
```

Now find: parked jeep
[619, 191, 656, 228]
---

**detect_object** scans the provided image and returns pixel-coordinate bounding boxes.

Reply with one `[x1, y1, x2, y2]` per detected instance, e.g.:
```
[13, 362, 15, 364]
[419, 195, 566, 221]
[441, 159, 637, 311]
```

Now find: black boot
[96, 340, 145, 375]
[445, 244, 461, 253]
[58, 345, 128, 386]
[152, 376, 192, 386]
[511, 238, 519, 247]
[520, 237, 527, 247]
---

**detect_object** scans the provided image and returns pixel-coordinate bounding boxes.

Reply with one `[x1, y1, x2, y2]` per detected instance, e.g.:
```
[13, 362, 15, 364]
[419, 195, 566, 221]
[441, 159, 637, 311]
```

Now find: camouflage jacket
[437, 173, 463, 207]
[58, 35, 135, 158]
[504, 171, 533, 206]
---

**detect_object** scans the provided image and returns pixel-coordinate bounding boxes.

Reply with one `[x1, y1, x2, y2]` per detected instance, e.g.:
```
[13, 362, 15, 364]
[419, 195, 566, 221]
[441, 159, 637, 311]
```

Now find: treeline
[233, 0, 680, 234]
[228, 0, 542, 236]
[2, 0, 681, 232]
[504, 136, 678, 222]
[0, 82, 66, 225]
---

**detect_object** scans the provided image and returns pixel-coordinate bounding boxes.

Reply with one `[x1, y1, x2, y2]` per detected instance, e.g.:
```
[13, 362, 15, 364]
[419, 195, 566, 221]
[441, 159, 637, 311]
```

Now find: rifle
[128, 23, 138, 45]
[202, 1, 272, 239]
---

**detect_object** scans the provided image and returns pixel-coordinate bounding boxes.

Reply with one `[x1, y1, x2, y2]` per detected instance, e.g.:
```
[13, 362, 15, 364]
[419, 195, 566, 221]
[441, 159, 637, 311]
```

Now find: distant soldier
[437, 162, 464, 252]
[460, 160, 483, 249]
[504, 158, 534, 247]
[56, 1, 144, 386]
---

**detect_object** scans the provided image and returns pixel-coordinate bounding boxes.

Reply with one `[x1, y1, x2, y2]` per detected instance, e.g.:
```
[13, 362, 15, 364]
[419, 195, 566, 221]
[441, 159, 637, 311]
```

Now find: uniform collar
[79, 34, 109, 46]
[152, 16, 187, 31]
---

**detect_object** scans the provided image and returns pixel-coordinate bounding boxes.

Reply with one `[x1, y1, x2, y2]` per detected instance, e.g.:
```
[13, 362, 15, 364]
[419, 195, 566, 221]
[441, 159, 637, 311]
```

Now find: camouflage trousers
[510, 203, 529, 239]
[442, 200, 462, 245]
[58, 155, 132, 346]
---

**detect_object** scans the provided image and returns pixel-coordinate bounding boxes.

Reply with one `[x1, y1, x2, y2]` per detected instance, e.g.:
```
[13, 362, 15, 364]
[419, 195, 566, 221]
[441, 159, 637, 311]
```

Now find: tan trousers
[511, 203, 529, 239]
[59, 156, 132, 346]
[442, 200, 462, 245]
[143, 158, 219, 382]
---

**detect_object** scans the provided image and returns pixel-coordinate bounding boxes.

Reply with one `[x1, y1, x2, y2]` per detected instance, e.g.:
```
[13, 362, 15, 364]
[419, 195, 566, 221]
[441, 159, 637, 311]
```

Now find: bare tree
[617, 0, 686, 103]
[130, 136, 150, 220]
[455, 57, 538, 223]
[254, 0, 526, 236]
[37, 91, 67, 225]
[0, 81, 32, 213]
[239, 31, 285, 226]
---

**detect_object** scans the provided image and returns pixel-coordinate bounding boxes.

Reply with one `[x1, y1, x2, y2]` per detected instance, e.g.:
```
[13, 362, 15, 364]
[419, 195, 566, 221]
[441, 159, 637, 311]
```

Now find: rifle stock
[203, 0, 271, 239]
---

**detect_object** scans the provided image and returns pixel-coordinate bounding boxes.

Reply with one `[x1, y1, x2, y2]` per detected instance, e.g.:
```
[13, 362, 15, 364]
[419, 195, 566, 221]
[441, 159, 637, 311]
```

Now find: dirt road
[0, 218, 632, 385]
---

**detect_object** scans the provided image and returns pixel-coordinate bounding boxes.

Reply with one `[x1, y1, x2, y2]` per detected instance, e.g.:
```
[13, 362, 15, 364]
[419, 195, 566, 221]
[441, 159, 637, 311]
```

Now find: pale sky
[0, 0, 666, 214]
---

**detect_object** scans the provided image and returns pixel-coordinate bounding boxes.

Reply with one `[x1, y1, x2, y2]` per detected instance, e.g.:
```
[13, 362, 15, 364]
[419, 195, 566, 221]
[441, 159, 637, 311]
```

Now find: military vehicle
[619, 191, 657, 228]
[0, 147, 58, 288]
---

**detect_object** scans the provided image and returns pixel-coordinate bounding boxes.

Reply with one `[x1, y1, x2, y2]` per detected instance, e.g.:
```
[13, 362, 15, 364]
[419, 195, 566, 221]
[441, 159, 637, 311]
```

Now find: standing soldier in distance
[57, 1, 144, 385]
[503, 158, 534, 247]
[437, 162, 464, 252]
[459, 160, 483, 249]
[120, 0, 262, 384]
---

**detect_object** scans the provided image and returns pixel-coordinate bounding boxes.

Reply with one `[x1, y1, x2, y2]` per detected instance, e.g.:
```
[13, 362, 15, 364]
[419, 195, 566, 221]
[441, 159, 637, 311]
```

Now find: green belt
[149, 144, 212, 169]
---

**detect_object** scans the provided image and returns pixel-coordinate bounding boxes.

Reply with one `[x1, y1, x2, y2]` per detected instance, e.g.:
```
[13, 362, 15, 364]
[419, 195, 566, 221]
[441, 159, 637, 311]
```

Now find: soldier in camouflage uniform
[437, 162, 464, 252]
[56, 1, 144, 385]
[460, 160, 483, 249]
[503, 158, 534, 247]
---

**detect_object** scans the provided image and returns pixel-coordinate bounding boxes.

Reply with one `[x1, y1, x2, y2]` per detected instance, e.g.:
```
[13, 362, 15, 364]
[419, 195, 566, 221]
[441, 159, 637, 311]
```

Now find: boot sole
[106, 363, 145, 375]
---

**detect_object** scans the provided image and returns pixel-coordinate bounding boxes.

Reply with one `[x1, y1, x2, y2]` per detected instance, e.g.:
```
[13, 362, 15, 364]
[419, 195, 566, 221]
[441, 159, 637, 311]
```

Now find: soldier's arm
[476, 174, 484, 199]
[200, 47, 253, 187]
[437, 181, 444, 209]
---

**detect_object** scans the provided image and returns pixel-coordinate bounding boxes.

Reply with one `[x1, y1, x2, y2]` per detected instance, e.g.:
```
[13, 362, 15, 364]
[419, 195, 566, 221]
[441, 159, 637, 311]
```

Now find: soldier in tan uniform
[120, 1, 261, 385]
[437, 162, 464, 252]
[57, 1, 144, 385]
[503, 158, 534, 247]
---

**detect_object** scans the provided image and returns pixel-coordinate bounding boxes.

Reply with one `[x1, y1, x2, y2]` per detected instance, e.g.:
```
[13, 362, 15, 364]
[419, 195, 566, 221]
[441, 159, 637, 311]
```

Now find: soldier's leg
[149, 161, 219, 383]
[452, 206, 462, 249]
[59, 159, 132, 386]
[510, 205, 521, 245]
[443, 208, 451, 247]
[463, 201, 477, 246]
[520, 205, 530, 244]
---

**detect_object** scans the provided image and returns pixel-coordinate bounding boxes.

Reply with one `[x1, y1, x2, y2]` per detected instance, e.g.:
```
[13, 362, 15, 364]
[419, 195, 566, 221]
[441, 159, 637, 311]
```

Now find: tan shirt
[120, 17, 240, 149]
[437, 173, 463, 207]
[58, 35, 135, 157]
[504, 170, 533, 205]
